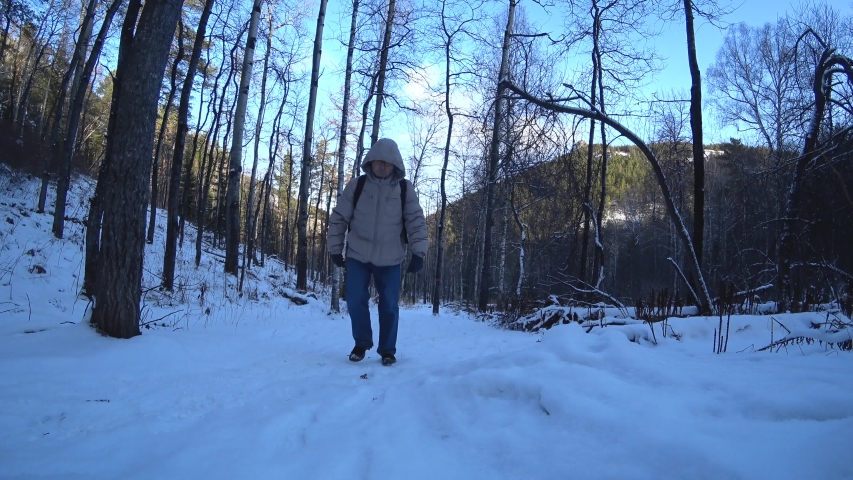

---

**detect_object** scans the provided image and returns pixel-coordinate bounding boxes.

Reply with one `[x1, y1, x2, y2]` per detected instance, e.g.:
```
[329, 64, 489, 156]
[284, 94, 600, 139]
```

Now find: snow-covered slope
[1, 167, 851, 479]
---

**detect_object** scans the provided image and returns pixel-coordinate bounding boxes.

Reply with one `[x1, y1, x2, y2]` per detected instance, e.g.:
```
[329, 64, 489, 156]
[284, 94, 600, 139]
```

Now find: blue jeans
[345, 258, 401, 355]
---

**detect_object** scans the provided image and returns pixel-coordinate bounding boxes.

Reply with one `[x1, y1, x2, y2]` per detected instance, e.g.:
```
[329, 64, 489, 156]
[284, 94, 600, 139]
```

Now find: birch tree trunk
[296, 0, 328, 291]
[478, 0, 515, 312]
[330, 0, 359, 312]
[240, 9, 273, 290]
[225, 0, 262, 275]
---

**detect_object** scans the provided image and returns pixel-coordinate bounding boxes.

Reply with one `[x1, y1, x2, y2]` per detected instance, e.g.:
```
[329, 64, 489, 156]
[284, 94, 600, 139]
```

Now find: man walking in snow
[327, 138, 428, 366]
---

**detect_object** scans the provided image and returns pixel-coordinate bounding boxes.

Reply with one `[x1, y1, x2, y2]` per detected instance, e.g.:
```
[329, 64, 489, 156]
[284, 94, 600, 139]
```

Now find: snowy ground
[1, 167, 852, 479]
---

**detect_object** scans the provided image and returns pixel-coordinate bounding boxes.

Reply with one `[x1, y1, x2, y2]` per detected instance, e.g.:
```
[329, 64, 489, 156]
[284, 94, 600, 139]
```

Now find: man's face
[371, 160, 394, 179]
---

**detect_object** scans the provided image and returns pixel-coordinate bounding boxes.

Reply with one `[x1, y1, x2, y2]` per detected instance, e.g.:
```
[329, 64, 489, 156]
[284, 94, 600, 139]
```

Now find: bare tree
[478, 0, 515, 312]
[225, 0, 263, 275]
[683, 0, 705, 269]
[706, 21, 801, 157]
[163, 0, 214, 291]
[296, 0, 328, 291]
[54, 0, 123, 241]
[330, 0, 360, 312]
[777, 31, 853, 312]
[431, 0, 482, 314]
[501, 80, 713, 314]
[240, 3, 276, 291]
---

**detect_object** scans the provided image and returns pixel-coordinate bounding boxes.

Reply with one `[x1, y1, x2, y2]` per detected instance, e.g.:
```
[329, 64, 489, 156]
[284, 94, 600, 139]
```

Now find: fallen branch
[140, 310, 180, 327]
[565, 281, 630, 319]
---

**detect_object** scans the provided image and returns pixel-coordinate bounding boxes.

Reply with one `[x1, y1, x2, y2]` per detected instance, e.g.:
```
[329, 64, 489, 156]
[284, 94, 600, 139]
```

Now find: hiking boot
[349, 346, 366, 362]
[381, 354, 396, 366]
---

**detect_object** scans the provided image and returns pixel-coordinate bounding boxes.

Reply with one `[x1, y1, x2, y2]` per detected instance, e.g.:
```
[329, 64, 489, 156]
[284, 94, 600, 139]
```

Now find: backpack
[351, 174, 408, 243]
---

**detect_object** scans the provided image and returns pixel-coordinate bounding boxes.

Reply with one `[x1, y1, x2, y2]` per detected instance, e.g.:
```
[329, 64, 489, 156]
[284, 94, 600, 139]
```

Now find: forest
[0, 0, 851, 338]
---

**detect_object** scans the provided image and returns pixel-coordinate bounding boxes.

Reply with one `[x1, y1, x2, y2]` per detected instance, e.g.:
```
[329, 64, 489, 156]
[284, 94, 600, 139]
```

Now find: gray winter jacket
[327, 138, 428, 267]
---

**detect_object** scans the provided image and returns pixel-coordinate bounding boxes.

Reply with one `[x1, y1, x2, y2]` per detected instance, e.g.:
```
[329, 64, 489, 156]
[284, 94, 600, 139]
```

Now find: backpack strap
[352, 175, 367, 210]
[399, 179, 408, 244]
[348, 175, 367, 234]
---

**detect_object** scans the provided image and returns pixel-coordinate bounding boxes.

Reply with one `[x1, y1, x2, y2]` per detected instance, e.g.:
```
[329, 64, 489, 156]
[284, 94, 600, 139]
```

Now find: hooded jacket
[327, 138, 428, 267]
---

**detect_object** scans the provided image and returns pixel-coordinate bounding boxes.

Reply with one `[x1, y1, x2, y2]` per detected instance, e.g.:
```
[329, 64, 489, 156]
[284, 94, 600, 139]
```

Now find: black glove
[406, 255, 424, 274]
[331, 253, 345, 268]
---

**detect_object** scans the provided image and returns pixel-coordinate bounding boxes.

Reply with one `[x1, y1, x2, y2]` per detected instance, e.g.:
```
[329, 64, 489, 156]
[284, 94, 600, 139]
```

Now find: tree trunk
[241, 6, 273, 289]
[433, 18, 454, 315]
[330, 0, 359, 312]
[225, 0, 262, 275]
[353, 72, 377, 174]
[478, 0, 515, 312]
[196, 40, 238, 266]
[684, 0, 705, 268]
[163, 0, 213, 290]
[82, 0, 134, 295]
[261, 86, 288, 264]
[180, 78, 210, 248]
[284, 142, 295, 267]
[309, 156, 326, 284]
[89, 0, 184, 339]
[296, 0, 328, 291]
[179, 64, 210, 248]
[777, 47, 841, 312]
[580, 5, 602, 286]
[594, 64, 608, 287]
[369, 0, 395, 145]
[510, 185, 526, 297]
[321, 172, 333, 283]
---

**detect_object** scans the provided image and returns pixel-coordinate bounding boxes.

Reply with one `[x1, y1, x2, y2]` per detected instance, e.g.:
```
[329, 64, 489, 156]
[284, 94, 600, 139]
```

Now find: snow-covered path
[2, 301, 852, 480]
